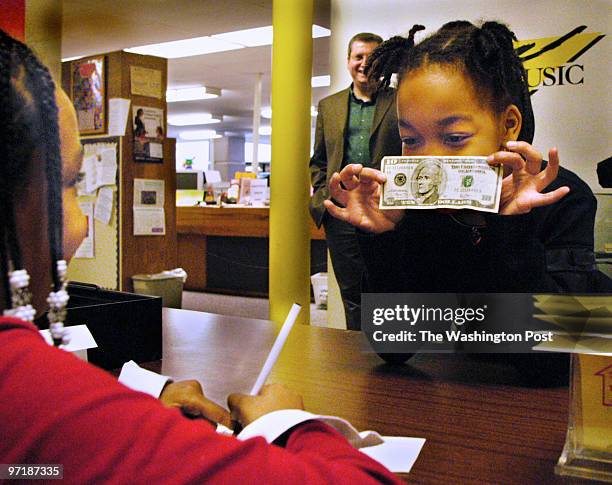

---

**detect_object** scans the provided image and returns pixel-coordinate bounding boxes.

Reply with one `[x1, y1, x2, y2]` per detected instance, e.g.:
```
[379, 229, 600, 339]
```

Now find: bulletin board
[67, 136, 121, 290]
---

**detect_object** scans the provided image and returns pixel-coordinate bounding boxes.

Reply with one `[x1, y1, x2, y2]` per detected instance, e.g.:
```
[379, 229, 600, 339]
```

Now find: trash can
[132, 268, 187, 309]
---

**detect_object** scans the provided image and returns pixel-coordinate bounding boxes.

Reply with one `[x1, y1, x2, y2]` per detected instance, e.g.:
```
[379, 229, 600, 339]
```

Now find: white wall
[331, 0, 610, 192]
[175, 141, 210, 171]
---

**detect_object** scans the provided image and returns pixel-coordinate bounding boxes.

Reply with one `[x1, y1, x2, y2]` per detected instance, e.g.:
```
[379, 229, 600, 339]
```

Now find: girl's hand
[488, 141, 570, 215]
[160, 380, 232, 427]
[323, 164, 403, 233]
[228, 384, 304, 427]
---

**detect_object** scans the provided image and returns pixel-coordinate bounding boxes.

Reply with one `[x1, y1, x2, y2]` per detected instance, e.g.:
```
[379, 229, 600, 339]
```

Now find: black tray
[38, 282, 162, 370]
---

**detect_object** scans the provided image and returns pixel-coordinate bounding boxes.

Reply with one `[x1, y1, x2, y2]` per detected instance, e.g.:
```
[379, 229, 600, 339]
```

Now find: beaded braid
[0, 34, 29, 273]
[7, 33, 64, 290]
[364, 25, 425, 89]
[0, 29, 68, 344]
[0, 33, 36, 323]
[365, 21, 536, 143]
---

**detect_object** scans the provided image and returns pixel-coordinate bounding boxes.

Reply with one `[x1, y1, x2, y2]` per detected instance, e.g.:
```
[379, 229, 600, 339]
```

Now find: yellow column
[269, 0, 313, 325]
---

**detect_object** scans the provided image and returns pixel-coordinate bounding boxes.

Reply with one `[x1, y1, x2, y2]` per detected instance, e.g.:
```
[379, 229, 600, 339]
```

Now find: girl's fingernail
[506, 141, 518, 148]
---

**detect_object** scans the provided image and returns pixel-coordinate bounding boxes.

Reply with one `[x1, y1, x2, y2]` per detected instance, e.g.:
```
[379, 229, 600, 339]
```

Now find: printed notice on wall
[75, 201, 95, 258]
[95, 186, 114, 225]
[132, 105, 164, 163]
[108, 98, 131, 136]
[130, 66, 162, 99]
[78, 147, 117, 195]
[133, 178, 165, 235]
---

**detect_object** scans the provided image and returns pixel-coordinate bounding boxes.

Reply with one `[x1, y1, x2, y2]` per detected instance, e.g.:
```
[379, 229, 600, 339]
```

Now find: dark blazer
[309, 86, 402, 228]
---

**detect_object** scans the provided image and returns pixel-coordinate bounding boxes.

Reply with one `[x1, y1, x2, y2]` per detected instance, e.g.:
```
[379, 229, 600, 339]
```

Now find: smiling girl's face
[397, 64, 522, 158]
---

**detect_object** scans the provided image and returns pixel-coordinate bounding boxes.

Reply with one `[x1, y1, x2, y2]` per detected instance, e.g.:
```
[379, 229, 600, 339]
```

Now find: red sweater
[0, 317, 402, 484]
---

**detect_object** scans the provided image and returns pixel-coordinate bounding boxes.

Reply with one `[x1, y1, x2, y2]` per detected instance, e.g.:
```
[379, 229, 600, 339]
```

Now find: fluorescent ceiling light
[259, 126, 272, 136]
[213, 24, 330, 47]
[125, 36, 244, 59]
[180, 130, 221, 140]
[62, 55, 84, 62]
[312, 75, 331, 87]
[168, 113, 221, 126]
[167, 86, 221, 102]
[124, 24, 331, 60]
[213, 26, 273, 47]
[261, 106, 318, 118]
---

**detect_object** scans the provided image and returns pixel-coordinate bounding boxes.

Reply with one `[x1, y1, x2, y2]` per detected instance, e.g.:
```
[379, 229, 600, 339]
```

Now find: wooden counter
[177, 206, 325, 239]
[177, 206, 326, 294]
[151, 308, 572, 484]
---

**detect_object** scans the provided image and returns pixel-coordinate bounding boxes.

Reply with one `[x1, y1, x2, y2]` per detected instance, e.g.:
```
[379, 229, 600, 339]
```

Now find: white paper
[96, 148, 118, 186]
[133, 179, 165, 236]
[236, 409, 425, 474]
[133, 207, 166, 235]
[39, 324, 98, 351]
[148, 142, 163, 159]
[239, 178, 267, 205]
[80, 150, 117, 195]
[94, 186, 114, 225]
[204, 170, 222, 184]
[249, 179, 267, 205]
[359, 435, 426, 473]
[74, 201, 95, 258]
[108, 98, 131, 136]
[118, 360, 169, 396]
[82, 155, 98, 195]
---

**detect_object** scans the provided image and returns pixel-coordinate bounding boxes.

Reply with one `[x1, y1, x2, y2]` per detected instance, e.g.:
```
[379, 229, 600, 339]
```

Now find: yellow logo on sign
[514, 26, 605, 93]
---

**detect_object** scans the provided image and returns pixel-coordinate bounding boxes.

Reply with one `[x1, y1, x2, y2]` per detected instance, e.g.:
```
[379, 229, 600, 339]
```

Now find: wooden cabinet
[62, 52, 177, 291]
[177, 207, 325, 295]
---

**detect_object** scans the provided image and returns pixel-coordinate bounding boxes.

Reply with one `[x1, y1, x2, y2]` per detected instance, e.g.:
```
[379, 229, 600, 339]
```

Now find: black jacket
[358, 167, 611, 293]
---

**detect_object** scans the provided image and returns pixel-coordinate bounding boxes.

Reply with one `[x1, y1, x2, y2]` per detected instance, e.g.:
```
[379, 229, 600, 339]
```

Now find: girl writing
[0, 30, 401, 484]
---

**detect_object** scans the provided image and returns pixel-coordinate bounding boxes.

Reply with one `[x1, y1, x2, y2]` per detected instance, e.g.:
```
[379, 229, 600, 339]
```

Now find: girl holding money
[326, 20, 608, 295]
[325, 21, 610, 373]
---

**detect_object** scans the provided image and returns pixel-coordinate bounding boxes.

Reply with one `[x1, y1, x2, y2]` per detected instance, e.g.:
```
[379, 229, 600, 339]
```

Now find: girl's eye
[401, 137, 421, 149]
[444, 134, 471, 145]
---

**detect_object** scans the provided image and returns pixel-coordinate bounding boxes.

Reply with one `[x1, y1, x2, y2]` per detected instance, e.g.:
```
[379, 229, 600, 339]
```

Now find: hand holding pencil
[227, 303, 303, 429]
[228, 384, 304, 427]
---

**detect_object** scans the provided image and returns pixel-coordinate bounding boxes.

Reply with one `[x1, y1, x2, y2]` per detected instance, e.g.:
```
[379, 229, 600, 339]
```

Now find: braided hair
[0, 30, 64, 308]
[366, 21, 535, 143]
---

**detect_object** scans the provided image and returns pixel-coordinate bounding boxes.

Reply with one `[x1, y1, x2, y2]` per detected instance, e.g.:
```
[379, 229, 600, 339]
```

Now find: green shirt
[342, 87, 376, 168]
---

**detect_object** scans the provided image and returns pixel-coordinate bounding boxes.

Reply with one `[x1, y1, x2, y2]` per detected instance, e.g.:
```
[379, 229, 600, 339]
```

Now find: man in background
[309, 33, 402, 330]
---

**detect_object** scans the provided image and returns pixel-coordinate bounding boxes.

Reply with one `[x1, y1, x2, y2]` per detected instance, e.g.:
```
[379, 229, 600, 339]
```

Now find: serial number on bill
[0, 464, 63, 480]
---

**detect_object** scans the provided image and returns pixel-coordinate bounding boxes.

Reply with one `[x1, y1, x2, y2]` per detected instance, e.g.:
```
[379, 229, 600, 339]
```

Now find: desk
[156, 308, 572, 484]
[176, 207, 326, 295]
